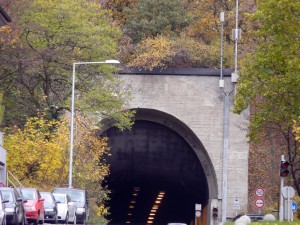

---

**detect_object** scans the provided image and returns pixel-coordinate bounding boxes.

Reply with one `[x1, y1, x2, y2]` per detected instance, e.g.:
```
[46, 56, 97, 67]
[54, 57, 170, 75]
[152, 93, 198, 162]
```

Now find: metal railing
[6, 170, 23, 188]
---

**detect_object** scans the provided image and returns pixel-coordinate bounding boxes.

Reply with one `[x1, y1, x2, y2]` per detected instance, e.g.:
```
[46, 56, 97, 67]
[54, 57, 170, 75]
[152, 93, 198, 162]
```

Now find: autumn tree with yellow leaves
[4, 114, 111, 223]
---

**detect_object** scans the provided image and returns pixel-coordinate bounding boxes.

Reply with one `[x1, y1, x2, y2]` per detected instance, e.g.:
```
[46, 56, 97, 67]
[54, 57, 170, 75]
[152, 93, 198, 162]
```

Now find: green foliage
[233, 0, 300, 195]
[124, 0, 190, 43]
[0, 0, 134, 131]
[120, 0, 237, 69]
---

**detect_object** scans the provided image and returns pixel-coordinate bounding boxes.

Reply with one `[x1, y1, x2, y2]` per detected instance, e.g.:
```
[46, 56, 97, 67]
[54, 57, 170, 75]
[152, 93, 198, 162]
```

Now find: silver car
[0, 192, 7, 225]
[0, 187, 26, 225]
[52, 193, 76, 224]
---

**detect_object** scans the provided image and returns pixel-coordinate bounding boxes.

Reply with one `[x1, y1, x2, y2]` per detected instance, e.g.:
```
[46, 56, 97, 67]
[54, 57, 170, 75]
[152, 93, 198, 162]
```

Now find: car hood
[4, 202, 16, 208]
[57, 204, 68, 211]
[24, 200, 36, 207]
[75, 202, 85, 208]
[44, 203, 55, 209]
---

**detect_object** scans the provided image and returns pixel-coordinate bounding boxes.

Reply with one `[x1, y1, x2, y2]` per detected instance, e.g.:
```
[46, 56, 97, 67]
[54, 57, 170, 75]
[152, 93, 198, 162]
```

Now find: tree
[234, 0, 300, 195]
[0, 0, 134, 130]
[127, 34, 232, 70]
[119, 0, 241, 69]
[4, 114, 111, 223]
[123, 0, 190, 43]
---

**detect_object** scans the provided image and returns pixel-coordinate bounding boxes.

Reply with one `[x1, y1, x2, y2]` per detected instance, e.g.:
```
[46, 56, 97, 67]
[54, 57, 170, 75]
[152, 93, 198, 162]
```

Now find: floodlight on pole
[68, 59, 120, 188]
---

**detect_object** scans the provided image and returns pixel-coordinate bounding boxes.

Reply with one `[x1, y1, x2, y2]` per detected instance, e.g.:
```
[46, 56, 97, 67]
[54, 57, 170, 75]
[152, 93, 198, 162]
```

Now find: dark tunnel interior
[103, 120, 209, 225]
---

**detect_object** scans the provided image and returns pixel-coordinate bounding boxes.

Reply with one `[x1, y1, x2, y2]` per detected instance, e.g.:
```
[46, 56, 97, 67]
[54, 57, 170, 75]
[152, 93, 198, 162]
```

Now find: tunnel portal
[104, 120, 209, 225]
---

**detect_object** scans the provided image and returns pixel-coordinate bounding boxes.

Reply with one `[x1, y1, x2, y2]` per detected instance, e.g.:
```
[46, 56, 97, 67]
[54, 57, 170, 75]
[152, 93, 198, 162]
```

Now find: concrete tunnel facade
[101, 69, 249, 224]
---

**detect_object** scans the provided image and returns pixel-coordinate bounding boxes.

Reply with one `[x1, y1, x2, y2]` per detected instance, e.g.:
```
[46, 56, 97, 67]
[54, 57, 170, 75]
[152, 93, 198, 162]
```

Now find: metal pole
[279, 155, 284, 221]
[221, 1, 239, 222]
[220, 11, 224, 81]
[234, 0, 239, 73]
[68, 60, 120, 189]
[221, 93, 230, 224]
[69, 63, 76, 188]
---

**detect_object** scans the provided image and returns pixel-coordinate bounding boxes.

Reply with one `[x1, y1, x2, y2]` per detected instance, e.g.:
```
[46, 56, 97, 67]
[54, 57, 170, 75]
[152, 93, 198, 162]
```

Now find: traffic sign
[195, 211, 201, 217]
[255, 188, 265, 197]
[282, 186, 295, 199]
[232, 197, 241, 210]
[255, 198, 264, 208]
[195, 204, 202, 211]
[292, 202, 298, 212]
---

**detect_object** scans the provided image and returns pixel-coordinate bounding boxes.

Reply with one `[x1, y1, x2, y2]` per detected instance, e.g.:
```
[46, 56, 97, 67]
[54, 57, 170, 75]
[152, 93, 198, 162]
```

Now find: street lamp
[68, 60, 120, 188]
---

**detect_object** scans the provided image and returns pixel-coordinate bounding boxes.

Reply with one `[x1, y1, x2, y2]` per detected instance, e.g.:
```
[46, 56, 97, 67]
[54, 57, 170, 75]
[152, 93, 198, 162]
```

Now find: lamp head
[105, 60, 120, 64]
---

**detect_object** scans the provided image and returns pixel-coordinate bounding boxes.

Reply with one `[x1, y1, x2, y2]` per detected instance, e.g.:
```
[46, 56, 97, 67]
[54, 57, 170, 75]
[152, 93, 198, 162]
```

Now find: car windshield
[21, 189, 36, 200]
[1, 190, 13, 202]
[53, 195, 65, 203]
[54, 189, 84, 202]
[41, 193, 53, 203]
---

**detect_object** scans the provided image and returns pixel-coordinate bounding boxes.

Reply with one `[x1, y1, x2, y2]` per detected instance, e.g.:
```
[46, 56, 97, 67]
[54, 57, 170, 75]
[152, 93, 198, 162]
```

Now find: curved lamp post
[69, 60, 120, 188]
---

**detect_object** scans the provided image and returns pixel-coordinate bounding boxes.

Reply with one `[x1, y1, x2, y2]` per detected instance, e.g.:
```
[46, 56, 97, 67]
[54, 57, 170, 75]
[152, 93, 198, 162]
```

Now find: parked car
[53, 188, 89, 224]
[19, 188, 44, 225]
[40, 192, 58, 224]
[52, 193, 76, 224]
[0, 187, 26, 225]
[0, 191, 8, 225]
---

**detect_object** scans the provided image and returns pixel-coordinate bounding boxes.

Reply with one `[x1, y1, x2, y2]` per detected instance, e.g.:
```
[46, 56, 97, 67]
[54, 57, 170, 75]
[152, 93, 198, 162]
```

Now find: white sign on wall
[255, 188, 265, 197]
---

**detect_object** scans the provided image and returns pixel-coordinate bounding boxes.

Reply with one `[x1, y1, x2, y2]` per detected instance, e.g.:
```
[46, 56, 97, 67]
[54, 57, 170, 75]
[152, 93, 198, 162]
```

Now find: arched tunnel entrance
[102, 109, 217, 225]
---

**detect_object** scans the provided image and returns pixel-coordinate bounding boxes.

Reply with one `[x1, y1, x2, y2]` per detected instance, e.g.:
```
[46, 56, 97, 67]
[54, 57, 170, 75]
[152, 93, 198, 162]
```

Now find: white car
[52, 193, 76, 224]
[0, 192, 7, 225]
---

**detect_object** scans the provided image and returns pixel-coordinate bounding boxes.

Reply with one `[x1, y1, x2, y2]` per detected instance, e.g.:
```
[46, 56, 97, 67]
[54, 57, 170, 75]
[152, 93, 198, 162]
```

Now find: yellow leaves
[130, 33, 228, 69]
[293, 117, 300, 147]
[0, 25, 21, 48]
[4, 116, 70, 188]
[4, 114, 110, 196]
[128, 35, 176, 70]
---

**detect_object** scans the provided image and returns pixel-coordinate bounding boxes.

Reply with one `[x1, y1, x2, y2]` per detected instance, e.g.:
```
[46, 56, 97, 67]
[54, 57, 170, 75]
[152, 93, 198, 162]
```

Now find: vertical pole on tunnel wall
[195, 204, 202, 225]
[220, 0, 240, 222]
[221, 94, 230, 224]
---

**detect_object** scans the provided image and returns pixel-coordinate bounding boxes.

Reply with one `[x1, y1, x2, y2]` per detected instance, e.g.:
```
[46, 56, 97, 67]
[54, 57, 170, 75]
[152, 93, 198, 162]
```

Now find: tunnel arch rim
[100, 107, 218, 199]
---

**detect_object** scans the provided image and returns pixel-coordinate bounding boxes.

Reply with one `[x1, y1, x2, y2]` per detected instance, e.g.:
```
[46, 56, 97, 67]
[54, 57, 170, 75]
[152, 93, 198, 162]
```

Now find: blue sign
[292, 202, 298, 212]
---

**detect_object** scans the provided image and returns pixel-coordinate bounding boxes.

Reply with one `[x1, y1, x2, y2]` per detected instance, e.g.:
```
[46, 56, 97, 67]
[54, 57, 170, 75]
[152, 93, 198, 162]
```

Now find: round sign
[0, 182, 5, 187]
[255, 198, 264, 208]
[195, 211, 201, 217]
[282, 186, 295, 199]
[255, 188, 265, 197]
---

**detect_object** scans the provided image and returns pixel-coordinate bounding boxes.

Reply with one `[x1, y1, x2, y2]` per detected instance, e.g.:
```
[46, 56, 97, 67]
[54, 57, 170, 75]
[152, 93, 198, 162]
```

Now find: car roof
[0, 187, 13, 190]
[40, 191, 52, 194]
[53, 193, 67, 196]
[20, 187, 37, 190]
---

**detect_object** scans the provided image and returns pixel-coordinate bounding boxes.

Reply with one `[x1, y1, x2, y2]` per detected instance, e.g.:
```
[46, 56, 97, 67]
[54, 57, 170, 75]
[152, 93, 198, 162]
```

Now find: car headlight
[5, 208, 15, 213]
[76, 208, 85, 213]
[25, 206, 36, 211]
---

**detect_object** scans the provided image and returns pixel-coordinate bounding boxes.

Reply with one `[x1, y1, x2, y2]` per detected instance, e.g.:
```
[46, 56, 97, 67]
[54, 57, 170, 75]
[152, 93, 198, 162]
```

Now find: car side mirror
[17, 198, 23, 202]
[39, 198, 45, 202]
[56, 201, 61, 204]
[2, 200, 9, 204]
